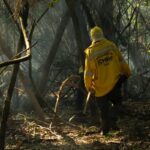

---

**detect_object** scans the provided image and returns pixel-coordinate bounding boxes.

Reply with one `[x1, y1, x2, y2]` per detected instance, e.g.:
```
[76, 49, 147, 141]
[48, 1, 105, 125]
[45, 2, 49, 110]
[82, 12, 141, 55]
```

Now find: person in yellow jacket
[76, 65, 99, 123]
[84, 26, 131, 135]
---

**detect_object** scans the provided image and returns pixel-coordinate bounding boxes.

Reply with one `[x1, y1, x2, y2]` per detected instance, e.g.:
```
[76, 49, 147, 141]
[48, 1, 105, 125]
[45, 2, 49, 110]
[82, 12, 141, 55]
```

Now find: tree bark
[99, 0, 115, 41]
[0, 35, 47, 116]
[19, 71, 46, 119]
[0, 1, 29, 149]
[75, 0, 91, 49]
[66, 0, 84, 66]
[81, 0, 95, 29]
[38, 10, 70, 95]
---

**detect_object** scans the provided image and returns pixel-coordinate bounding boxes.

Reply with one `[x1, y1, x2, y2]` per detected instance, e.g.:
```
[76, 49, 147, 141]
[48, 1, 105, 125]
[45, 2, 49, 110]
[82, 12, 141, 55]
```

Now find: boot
[100, 128, 109, 136]
[100, 120, 110, 136]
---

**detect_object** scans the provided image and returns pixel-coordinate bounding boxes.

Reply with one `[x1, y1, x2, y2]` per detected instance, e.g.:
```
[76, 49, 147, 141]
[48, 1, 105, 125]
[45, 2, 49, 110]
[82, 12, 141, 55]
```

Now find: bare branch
[120, 7, 137, 35]
[0, 42, 37, 75]
[0, 13, 32, 68]
[29, 8, 49, 41]
[3, 0, 20, 31]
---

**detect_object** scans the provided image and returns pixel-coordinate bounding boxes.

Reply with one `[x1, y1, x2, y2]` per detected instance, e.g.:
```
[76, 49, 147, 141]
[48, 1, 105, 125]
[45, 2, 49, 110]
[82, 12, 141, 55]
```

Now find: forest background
[0, 0, 149, 149]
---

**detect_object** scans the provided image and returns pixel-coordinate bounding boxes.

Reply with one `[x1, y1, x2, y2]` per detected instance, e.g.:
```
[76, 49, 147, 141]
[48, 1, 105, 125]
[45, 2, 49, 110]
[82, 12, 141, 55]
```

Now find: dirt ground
[4, 100, 150, 150]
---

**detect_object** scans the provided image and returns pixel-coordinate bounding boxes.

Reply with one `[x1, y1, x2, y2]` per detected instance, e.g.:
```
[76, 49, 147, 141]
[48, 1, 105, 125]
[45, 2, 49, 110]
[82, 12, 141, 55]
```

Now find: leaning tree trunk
[66, 0, 85, 66]
[75, 0, 91, 49]
[38, 10, 70, 96]
[0, 1, 29, 149]
[0, 32, 46, 119]
[99, 0, 115, 41]
[19, 71, 46, 118]
[28, 7, 50, 107]
[81, 0, 95, 29]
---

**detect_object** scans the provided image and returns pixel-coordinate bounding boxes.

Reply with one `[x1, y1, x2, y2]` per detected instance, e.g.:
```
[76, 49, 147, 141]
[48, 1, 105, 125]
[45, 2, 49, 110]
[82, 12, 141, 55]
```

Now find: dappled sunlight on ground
[5, 100, 150, 149]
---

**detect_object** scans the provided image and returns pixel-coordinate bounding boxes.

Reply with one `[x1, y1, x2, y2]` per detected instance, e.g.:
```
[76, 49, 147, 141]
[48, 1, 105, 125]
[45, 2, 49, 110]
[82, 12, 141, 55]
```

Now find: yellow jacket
[84, 39, 131, 97]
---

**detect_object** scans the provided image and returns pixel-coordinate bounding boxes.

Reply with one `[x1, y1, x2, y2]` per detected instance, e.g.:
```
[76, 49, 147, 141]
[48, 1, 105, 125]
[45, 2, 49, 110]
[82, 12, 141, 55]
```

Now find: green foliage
[48, 0, 60, 8]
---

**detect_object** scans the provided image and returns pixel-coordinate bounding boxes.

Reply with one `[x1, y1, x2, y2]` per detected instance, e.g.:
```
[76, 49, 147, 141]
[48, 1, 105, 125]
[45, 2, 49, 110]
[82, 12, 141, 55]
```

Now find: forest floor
[4, 100, 150, 150]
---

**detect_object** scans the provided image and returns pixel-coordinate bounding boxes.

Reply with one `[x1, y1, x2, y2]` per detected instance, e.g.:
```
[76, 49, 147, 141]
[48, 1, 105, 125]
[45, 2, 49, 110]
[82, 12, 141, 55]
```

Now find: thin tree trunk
[38, 10, 70, 95]
[0, 63, 21, 149]
[75, 0, 91, 49]
[66, 0, 84, 66]
[19, 71, 46, 119]
[0, 1, 29, 148]
[1, 0, 47, 108]
[29, 60, 47, 107]
[81, 0, 95, 29]
[99, 0, 115, 41]
[28, 7, 50, 107]
[0, 35, 47, 118]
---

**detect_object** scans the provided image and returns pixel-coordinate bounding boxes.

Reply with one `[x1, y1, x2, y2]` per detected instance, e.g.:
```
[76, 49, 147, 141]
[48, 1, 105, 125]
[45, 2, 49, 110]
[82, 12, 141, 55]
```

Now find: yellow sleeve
[84, 49, 95, 91]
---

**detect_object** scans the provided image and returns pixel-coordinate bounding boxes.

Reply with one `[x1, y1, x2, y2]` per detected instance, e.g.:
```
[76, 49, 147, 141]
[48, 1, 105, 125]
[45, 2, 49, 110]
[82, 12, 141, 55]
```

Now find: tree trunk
[29, 60, 47, 107]
[38, 10, 70, 95]
[0, 35, 46, 118]
[0, 1, 29, 149]
[99, 0, 115, 41]
[66, 0, 84, 66]
[81, 0, 95, 29]
[75, 0, 91, 49]
[19, 71, 46, 119]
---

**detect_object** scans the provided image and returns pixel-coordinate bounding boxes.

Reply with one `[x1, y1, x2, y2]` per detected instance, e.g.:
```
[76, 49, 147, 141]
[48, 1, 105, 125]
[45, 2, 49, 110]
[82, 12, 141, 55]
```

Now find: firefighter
[75, 65, 99, 124]
[84, 26, 131, 135]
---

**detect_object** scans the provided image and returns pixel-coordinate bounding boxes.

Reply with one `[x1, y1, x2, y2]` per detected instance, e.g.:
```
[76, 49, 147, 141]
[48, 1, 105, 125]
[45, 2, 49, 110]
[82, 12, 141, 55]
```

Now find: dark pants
[76, 73, 85, 111]
[96, 76, 125, 131]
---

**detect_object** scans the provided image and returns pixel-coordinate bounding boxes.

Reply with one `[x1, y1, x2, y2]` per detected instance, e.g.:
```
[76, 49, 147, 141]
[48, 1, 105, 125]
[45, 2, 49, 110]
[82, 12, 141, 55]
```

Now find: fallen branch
[49, 75, 81, 130]
[54, 75, 80, 113]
